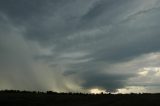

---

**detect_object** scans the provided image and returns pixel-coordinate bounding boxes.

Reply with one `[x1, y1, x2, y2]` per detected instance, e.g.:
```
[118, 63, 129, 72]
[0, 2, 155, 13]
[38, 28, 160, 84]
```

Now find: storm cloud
[0, 0, 160, 93]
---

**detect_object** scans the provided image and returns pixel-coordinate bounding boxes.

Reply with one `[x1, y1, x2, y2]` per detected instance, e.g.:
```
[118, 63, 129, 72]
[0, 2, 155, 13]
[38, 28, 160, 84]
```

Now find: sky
[0, 0, 160, 93]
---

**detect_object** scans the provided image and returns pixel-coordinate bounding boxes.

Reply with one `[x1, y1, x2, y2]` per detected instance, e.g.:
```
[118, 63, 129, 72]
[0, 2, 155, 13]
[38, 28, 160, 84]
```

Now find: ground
[0, 90, 160, 106]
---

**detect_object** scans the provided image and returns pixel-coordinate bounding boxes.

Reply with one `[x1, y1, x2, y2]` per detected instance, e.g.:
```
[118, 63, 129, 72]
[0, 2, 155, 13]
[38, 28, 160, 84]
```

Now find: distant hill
[0, 90, 160, 106]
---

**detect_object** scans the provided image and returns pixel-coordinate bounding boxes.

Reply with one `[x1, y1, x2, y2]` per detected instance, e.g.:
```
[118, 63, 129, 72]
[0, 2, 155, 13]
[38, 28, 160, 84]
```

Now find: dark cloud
[81, 72, 133, 92]
[1, 0, 160, 92]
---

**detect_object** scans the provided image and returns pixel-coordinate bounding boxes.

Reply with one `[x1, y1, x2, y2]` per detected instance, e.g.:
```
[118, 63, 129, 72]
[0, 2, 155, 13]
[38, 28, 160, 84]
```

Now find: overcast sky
[1, 0, 160, 93]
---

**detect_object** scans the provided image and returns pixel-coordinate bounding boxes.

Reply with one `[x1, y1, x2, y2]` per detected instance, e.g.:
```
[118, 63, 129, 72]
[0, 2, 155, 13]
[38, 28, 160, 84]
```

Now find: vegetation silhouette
[1, 90, 160, 106]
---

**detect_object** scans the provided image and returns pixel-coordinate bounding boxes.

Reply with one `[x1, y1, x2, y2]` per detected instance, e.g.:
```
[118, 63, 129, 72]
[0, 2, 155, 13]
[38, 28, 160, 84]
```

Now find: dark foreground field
[0, 90, 160, 106]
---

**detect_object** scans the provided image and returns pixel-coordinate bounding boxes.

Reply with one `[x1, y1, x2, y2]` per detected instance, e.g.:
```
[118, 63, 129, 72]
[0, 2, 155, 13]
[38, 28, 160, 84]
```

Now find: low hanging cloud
[0, 0, 160, 93]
